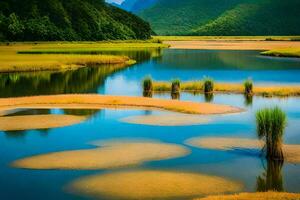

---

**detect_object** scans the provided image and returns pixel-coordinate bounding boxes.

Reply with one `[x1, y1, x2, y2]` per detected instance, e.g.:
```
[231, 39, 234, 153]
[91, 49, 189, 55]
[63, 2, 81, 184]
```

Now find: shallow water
[0, 49, 300, 199]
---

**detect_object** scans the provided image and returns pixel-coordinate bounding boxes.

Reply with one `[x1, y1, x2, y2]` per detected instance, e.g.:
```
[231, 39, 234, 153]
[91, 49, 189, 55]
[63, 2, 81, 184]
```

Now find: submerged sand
[166, 40, 300, 50]
[12, 140, 189, 170]
[186, 137, 300, 164]
[0, 94, 242, 115]
[197, 192, 300, 200]
[68, 170, 243, 199]
[0, 114, 86, 131]
[121, 114, 211, 126]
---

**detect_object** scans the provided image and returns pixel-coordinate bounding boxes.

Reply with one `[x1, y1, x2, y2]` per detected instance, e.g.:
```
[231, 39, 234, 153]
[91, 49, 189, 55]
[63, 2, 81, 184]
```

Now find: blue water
[1, 49, 300, 199]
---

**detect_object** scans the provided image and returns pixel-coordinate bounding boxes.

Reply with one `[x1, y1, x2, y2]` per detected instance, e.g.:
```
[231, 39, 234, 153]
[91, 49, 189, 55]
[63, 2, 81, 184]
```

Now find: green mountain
[140, 0, 300, 35]
[0, 0, 152, 41]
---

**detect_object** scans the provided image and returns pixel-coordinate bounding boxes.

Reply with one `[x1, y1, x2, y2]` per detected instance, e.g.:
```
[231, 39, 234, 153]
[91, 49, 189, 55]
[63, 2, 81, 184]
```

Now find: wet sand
[68, 170, 242, 199]
[165, 40, 300, 50]
[121, 114, 211, 126]
[197, 192, 300, 200]
[0, 94, 242, 115]
[0, 114, 86, 131]
[186, 137, 300, 164]
[12, 140, 189, 170]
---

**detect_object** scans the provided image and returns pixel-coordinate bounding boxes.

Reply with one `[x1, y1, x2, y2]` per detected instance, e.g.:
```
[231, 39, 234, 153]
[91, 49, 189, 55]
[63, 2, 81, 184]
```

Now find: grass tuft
[171, 79, 181, 94]
[244, 79, 253, 96]
[256, 107, 287, 160]
[203, 77, 214, 93]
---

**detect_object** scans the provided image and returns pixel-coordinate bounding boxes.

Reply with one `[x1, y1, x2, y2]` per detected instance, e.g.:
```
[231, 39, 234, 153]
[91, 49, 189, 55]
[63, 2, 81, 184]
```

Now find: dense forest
[139, 0, 300, 36]
[0, 0, 152, 41]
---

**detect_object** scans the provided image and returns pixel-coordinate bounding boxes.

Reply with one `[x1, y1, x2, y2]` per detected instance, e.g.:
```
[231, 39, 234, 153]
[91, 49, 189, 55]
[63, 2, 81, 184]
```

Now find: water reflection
[171, 92, 180, 100]
[204, 93, 214, 102]
[256, 159, 284, 192]
[244, 94, 253, 107]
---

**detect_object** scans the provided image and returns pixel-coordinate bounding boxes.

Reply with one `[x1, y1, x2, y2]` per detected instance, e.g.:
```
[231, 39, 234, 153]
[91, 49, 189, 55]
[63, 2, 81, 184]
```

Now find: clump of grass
[171, 79, 181, 94]
[256, 107, 287, 160]
[143, 76, 153, 97]
[203, 77, 214, 93]
[244, 79, 253, 96]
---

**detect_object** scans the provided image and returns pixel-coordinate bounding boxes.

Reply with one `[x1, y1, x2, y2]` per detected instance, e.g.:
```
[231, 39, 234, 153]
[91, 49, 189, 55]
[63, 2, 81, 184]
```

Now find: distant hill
[0, 0, 152, 41]
[119, 0, 158, 13]
[139, 0, 300, 35]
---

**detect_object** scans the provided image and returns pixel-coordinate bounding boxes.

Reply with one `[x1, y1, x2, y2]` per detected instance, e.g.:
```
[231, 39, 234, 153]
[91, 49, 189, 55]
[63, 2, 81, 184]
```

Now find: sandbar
[67, 170, 243, 199]
[0, 114, 86, 131]
[186, 137, 300, 164]
[12, 140, 189, 170]
[0, 94, 243, 115]
[121, 114, 211, 126]
[197, 191, 300, 200]
[165, 41, 300, 50]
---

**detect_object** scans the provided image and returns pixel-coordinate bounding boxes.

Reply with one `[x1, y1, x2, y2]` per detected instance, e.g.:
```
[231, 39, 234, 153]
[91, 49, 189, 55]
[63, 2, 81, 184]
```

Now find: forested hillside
[139, 0, 300, 36]
[0, 0, 152, 41]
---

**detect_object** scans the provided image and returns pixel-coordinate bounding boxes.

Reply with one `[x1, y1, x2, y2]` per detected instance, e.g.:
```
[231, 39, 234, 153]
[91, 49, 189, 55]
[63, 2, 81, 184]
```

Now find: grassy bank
[197, 192, 300, 200]
[0, 41, 167, 72]
[261, 48, 300, 58]
[154, 36, 300, 41]
[152, 81, 300, 97]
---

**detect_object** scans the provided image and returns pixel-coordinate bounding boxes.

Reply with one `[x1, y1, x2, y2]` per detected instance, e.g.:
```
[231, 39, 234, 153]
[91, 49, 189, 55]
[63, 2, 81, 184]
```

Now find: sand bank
[68, 170, 242, 199]
[0, 114, 86, 131]
[186, 137, 300, 164]
[165, 41, 300, 50]
[197, 192, 300, 200]
[0, 94, 242, 115]
[12, 140, 189, 170]
[121, 114, 211, 126]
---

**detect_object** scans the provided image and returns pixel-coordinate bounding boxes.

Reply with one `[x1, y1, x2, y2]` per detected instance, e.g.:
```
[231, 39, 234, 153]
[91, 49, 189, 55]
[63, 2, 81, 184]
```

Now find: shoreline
[164, 40, 300, 51]
[0, 94, 243, 115]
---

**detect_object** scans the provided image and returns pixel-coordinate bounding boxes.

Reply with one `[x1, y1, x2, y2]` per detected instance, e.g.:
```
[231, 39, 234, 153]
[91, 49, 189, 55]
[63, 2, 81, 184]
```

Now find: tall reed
[171, 79, 181, 94]
[244, 79, 253, 96]
[203, 77, 214, 93]
[143, 76, 153, 97]
[256, 107, 287, 160]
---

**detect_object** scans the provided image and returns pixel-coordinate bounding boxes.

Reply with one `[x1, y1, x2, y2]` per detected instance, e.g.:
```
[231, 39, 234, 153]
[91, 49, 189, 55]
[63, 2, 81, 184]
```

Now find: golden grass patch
[0, 94, 243, 115]
[67, 170, 243, 199]
[196, 191, 300, 200]
[0, 114, 86, 131]
[121, 114, 211, 126]
[185, 137, 300, 164]
[11, 140, 189, 170]
[153, 81, 300, 97]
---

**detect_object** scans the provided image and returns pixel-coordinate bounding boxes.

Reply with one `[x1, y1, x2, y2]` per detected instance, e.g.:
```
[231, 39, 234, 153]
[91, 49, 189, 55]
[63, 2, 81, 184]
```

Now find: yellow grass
[197, 192, 300, 200]
[0, 114, 86, 131]
[12, 140, 189, 170]
[153, 81, 300, 97]
[261, 48, 300, 58]
[0, 44, 135, 72]
[0, 94, 243, 115]
[185, 137, 300, 164]
[67, 170, 243, 199]
[121, 114, 211, 126]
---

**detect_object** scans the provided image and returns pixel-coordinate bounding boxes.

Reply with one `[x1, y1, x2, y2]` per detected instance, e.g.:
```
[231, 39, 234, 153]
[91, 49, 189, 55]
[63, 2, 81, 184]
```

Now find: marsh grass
[143, 76, 153, 97]
[256, 107, 287, 160]
[261, 48, 300, 58]
[171, 79, 181, 94]
[244, 79, 253, 96]
[151, 81, 300, 97]
[203, 77, 214, 93]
